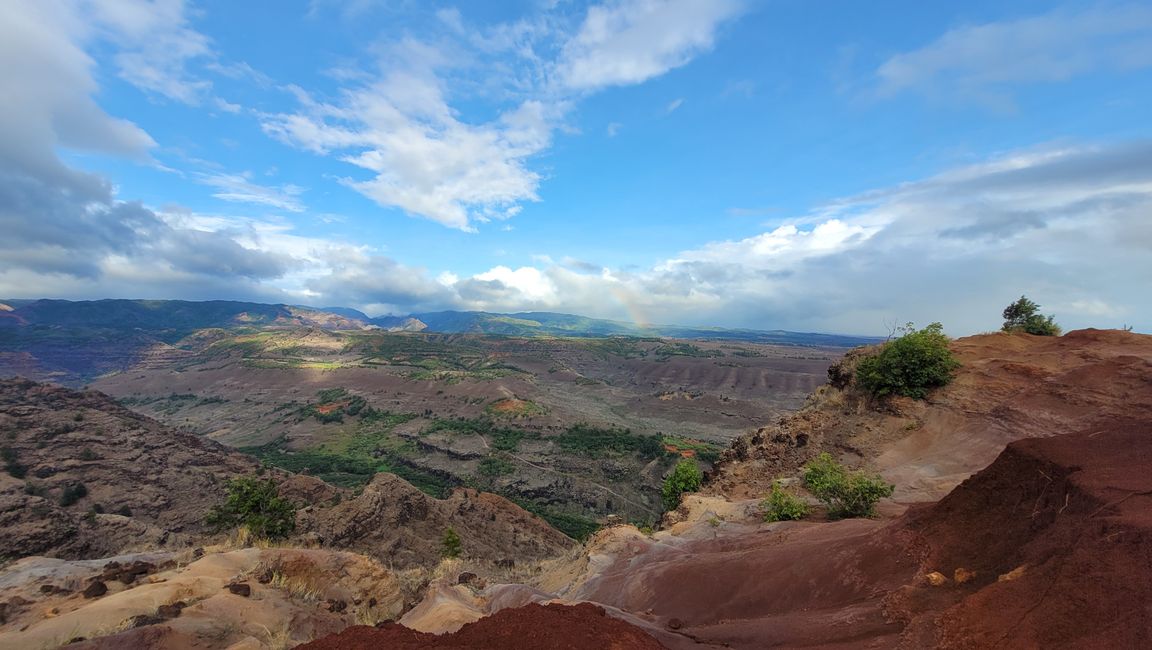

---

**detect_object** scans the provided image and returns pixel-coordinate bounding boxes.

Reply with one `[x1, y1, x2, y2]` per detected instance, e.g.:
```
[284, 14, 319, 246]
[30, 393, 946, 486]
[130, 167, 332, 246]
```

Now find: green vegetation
[556, 423, 665, 459]
[654, 342, 723, 359]
[242, 411, 453, 496]
[761, 482, 809, 522]
[1002, 295, 1061, 336]
[662, 458, 703, 511]
[205, 477, 296, 540]
[662, 436, 723, 463]
[855, 323, 960, 399]
[484, 398, 546, 418]
[801, 453, 893, 519]
[423, 417, 541, 453]
[441, 528, 462, 558]
[506, 496, 601, 541]
[59, 482, 88, 507]
[295, 387, 369, 424]
[478, 456, 515, 477]
[118, 392, 228, 414]
[2, 447, 27, 479]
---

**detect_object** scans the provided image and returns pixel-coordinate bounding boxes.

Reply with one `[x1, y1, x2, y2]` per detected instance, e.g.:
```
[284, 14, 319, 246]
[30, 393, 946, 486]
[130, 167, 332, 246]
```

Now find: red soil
[294, 602, 667, 649]
[897, 418, 1152, 649]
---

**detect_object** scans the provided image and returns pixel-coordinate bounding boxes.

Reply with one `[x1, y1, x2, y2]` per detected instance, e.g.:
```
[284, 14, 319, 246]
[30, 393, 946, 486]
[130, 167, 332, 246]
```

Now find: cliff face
[6, 329, 1152, 649]
[0, 379, 271, 558]
[0, 379, 572, 569]
[710, 328, 1152, 502]
[297, 473, 573, 569]
[496, 329, 1152, 649]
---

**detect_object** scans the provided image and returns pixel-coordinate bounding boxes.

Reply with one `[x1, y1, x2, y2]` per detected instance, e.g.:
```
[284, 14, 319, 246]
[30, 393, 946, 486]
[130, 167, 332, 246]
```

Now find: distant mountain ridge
[0, 299, 881, 347]
[374, 309, 882, 347]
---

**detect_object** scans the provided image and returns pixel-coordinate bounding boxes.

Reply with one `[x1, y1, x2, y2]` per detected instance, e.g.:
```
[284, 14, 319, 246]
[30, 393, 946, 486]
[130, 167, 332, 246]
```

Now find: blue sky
[2, 0, 1151, 335]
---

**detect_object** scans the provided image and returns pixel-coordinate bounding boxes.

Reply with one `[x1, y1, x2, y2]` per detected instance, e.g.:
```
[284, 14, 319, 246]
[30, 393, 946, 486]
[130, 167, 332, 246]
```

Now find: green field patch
[661, 436, 723, 463]
[555, 423, 666, 459]
[654, 342, 724, 359]
[504, 495, 601, 541]
[242, 413, 446, 495]
[484, 397, 545, 418]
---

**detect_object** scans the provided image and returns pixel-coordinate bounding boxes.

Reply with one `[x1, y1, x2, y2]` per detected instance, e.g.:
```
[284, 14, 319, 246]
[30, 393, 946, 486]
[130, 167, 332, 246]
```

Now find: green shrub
[478, 456, 515, 477]
[855, 322, 960, 399]
[205, 477, 296, 541]
[59, 482, 88, 507]
[662, 458, 703, 511]
[441, 528, 462, 558]
[1002, 296, 1061, 336]
[802, 453, 893, 519]
[761, 482, 809, 522]
[2, 447, 27, 479]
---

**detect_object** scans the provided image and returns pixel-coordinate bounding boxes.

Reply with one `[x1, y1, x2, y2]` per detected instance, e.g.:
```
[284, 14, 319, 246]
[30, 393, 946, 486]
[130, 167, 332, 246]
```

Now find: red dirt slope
[898, 418, 1152, 649]
[294, 602, 667, 649]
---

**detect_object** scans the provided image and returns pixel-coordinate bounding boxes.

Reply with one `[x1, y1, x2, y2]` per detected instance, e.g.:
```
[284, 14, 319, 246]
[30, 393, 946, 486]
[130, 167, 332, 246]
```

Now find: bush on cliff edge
[855, 322, 959, 399]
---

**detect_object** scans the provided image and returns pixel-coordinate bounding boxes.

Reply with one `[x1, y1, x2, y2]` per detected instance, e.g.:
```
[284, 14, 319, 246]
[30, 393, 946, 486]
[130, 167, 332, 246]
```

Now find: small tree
[206, 477, 296, 541]
[662, 458, 703, 511]
[1002, 296, 1061, 336]
[441, 528, 462, 559]
[802, 453, 893, 519]
[761, 482, 809, 522]
[856, 322, 960, 399]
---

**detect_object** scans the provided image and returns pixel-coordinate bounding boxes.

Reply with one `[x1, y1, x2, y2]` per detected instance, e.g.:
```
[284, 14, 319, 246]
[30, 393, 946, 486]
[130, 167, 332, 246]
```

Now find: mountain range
[0, 299, 881, 348]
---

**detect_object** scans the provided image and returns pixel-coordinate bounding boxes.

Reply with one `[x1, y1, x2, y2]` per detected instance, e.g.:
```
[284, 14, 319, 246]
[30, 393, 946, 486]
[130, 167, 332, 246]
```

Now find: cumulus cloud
[556, 0, 743, 91]
[85, 0, 215, 104]
[372, 140, 1148, 335]
[261, 71, 556, 230]
[262, 0, 745, 230]
[0, 0, 299, 302]
[874, 3, 1152, 109]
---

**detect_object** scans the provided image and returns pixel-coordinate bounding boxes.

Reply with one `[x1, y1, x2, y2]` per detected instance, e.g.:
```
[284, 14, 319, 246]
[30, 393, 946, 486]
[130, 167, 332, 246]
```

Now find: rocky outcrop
[0, 379, 349, 560]
[298, 473, 573, 569]
[710, 329, 1152, 502]
[0, 548, 404, 649]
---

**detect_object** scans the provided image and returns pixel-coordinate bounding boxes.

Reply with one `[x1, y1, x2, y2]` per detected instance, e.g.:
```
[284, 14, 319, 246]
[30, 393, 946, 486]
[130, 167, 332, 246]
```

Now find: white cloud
[606, 121, 623, 137]
[262, 0, 746, 230]
[875, 4, 1152, 109]
[194, 171, 307, 212]
[556, 0, 743, 91]
[0, 0, 156, 178]
[665, 98, 684, 114]
[85, 0, 215, 104]
[386, 140, 1150, 334]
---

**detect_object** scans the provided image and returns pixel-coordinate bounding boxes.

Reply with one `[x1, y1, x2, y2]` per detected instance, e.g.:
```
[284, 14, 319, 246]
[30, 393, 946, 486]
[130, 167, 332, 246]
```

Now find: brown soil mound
[896, 418, 1152, 649]
[295, 602, 668, 649]
[712, 329, 1152, 502]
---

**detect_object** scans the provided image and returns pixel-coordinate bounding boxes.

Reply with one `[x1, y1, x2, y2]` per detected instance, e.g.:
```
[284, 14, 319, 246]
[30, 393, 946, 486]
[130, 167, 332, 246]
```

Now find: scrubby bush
[802, 453, 893, 519]
[442, 528, 462, 558]
[1002, 296, 1061, 336]
[856, 322, 960, 399]
[661, 458, 703, 511]
[761, 482, 809, 522]
[2, 447, 27, 479]
[59, 482, 88, 507]
[206, 477, 296, 541]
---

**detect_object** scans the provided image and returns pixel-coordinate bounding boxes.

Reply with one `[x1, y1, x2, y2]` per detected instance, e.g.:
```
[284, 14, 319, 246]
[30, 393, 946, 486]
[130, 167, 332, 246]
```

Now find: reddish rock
[297, 603, 666, 649]
[82, 581, 107, 599]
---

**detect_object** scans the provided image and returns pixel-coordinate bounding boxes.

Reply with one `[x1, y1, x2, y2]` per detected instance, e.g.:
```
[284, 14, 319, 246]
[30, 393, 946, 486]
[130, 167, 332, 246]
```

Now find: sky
[1, 0, 1151, 336]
